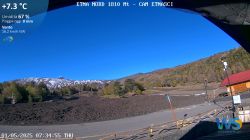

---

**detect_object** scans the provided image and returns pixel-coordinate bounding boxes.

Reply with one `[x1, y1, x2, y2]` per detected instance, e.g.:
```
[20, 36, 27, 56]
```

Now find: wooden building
[221, 69, 250, 96]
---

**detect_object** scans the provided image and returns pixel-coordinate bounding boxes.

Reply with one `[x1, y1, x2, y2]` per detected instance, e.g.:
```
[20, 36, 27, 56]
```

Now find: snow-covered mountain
[15, 77, 108, 89]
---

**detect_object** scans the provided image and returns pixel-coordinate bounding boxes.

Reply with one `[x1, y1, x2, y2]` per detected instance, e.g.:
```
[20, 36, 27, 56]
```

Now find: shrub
[103, 82, 125, 96]
[124, 79, 144, 94]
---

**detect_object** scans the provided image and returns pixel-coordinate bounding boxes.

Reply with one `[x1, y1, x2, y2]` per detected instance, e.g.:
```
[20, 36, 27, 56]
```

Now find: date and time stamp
[0, 132, 74, 139]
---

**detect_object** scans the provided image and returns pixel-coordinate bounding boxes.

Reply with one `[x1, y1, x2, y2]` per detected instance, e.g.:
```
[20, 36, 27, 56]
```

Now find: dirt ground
[0, 95, 206, 125]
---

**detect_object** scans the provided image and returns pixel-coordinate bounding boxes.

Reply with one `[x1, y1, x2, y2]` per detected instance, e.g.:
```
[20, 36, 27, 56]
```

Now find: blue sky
[0, 3, 239, 82]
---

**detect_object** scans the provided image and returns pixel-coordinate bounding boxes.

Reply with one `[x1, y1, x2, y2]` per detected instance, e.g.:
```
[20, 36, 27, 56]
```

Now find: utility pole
[221, 57, 235, 118]
[204, 79, 208, 101]
[213, 88, 220, 100]
[165, 95, 177, 124]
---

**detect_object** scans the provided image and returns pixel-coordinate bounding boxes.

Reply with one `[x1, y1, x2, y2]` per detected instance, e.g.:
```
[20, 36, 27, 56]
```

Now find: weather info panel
[1, 0, 48, 44]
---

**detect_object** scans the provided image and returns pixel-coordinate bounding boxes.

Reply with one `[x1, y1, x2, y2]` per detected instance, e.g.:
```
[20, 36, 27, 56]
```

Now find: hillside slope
[122, 47, 250, 88]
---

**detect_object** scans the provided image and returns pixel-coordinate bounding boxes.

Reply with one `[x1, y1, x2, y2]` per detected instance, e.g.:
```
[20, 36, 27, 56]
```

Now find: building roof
[221, 69, 250, 87]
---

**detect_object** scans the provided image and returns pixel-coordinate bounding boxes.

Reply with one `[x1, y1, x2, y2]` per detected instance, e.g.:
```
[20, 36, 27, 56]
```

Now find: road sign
[233, 95, 241, 104]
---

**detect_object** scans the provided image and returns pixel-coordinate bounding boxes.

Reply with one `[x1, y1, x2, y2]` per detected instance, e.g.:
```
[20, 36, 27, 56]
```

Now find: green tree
[124, 79, 136, 93]
[55, 86, 78, 96]
[37, 83, 50, 99]
[124, 79, 144, 94]
[113, 81, 124, 96]
[103, 82, 125, 96]
[26, 85, 42, 102]
[103, 83, 114, 96]
[25, 83, 51, 102]
[1, 82, 24, 103]
[134, 83, 145, 93]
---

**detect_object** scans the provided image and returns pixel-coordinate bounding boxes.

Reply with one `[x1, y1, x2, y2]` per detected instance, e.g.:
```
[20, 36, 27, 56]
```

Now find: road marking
[171, 95, 191, 97]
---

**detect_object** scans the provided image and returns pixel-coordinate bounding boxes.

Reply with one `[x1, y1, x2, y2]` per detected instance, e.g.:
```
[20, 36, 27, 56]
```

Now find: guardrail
[77, 103, 229, 140]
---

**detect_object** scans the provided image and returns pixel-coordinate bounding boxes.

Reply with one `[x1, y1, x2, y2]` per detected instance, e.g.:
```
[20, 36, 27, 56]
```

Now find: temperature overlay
[2, 3, 28, 10]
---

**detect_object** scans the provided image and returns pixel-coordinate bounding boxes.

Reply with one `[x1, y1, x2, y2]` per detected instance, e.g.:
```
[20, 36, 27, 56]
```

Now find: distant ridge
[121, 47, 250, 87]
[14, 77, 108, 89]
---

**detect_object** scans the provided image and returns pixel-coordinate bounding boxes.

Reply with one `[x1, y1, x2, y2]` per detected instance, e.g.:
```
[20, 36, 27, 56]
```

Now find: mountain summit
[15, 78, 107, 89]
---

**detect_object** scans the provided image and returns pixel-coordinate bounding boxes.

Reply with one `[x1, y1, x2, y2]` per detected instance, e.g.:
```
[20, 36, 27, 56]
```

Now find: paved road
[0, 102, 220, 139]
